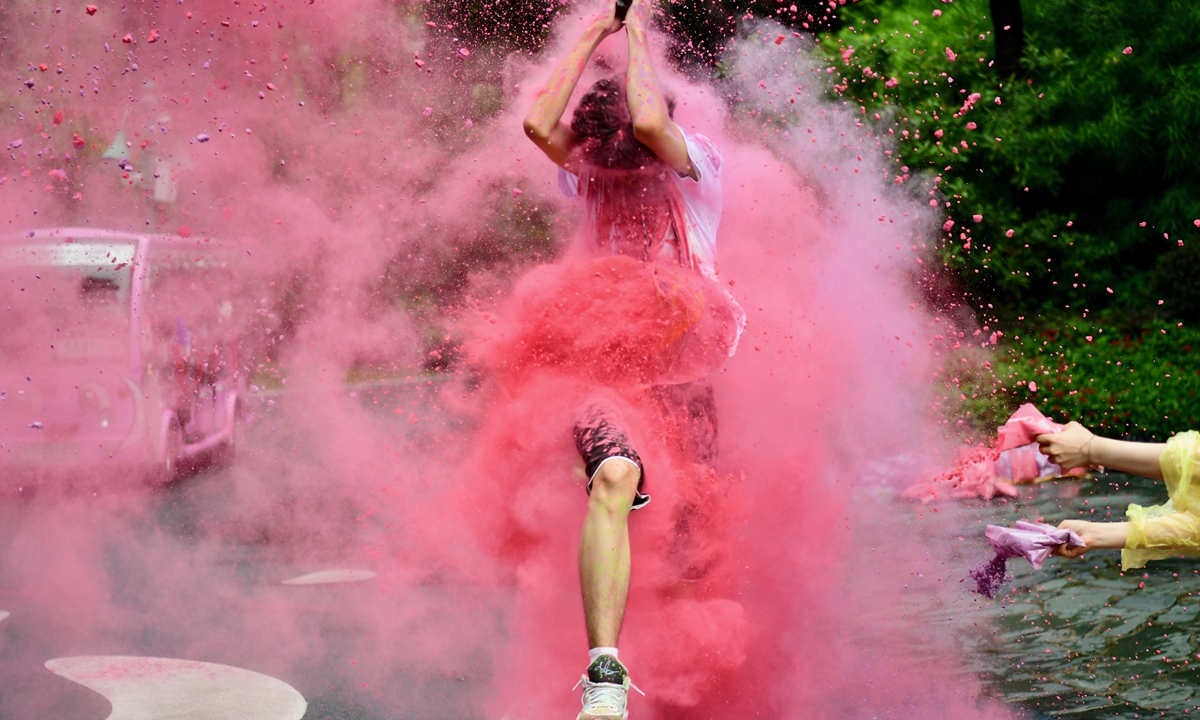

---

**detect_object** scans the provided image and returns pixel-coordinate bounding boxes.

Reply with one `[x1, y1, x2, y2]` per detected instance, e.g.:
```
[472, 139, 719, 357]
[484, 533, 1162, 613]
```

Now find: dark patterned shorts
[573, 403, 651, 510]
[572, 381, 718, 511]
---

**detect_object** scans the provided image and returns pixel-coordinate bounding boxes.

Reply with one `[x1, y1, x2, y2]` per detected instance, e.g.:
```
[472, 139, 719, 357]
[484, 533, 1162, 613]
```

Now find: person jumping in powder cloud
[1041, 423, 1200, 571]
[522, 1, 735, 717]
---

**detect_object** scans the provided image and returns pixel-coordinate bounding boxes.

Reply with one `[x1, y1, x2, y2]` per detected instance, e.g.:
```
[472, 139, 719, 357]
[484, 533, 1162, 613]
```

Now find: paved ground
[891, 472, 1200, 719]
[1, 380, 1195, 719]
[0, 381, 497, 720]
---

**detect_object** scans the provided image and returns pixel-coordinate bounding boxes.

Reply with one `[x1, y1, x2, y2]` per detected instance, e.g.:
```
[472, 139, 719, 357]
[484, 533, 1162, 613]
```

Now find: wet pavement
[891, 472, 1200, 719]
[2, 379, 1196, 719]
[0, 380, 497, 720]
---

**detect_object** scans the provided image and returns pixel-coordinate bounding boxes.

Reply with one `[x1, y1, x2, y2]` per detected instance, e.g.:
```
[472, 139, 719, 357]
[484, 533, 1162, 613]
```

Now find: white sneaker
[574, 655, 643, 720]
[576, 676, 632, 720]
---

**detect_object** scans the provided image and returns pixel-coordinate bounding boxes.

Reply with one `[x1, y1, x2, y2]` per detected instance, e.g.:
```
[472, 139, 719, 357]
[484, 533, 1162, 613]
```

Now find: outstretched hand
[1051, 519, 1092, 559]
[624, 0, 653, 30]
[1036, 421, 1095, 470]
[1051, 519, 1129, 559]
[592, 0, 625, 38]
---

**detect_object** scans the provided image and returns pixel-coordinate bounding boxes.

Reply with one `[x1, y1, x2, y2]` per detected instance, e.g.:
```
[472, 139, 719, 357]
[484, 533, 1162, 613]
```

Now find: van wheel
[150, 421, 182, 487]
[212, 397, 241, 466]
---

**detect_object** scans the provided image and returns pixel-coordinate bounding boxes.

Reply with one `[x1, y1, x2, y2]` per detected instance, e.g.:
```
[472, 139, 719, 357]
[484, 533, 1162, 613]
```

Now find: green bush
[808, 0, 1200, 440]
[814, 0, 1200, 323]
[943, 316, 1200, 440]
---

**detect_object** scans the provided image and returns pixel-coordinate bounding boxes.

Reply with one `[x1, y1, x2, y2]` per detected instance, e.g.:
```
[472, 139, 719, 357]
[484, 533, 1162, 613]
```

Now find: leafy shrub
[813, 0, 1200, 323]
[941, 316, 1200, 441]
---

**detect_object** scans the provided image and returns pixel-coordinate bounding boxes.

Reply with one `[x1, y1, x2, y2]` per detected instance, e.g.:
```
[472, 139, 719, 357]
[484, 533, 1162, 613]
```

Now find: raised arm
[1037, 422, 1166, 480]
[624, 0, 696, 179]
[523, 7, 622, 169]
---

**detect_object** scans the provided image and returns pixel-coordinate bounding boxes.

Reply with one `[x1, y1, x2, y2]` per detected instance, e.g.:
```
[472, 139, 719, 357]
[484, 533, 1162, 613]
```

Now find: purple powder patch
[969, 555, 1010, 599]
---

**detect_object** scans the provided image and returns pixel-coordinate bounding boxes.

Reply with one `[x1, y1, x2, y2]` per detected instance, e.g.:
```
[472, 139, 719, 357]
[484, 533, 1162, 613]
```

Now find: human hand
[1036, 421, 1096, 470]
[1051, 519, 1093, 559]
[1052, 519, 1128, 559]
[624, 0, 653, 31]
[590, 0, 625, 38]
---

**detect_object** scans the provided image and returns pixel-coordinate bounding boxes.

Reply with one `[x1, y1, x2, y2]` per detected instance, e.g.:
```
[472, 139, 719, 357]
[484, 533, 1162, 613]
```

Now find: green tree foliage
[810, 0, 1200, 438]
[815, 0, 1200, 322]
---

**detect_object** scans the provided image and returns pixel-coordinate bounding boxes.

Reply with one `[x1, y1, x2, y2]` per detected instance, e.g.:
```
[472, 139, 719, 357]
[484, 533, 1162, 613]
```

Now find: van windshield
[0, 240, 136, 365]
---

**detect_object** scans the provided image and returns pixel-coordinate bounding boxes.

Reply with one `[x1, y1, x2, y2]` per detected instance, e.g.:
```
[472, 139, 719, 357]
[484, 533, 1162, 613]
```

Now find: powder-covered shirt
[558, 128, 724, 280]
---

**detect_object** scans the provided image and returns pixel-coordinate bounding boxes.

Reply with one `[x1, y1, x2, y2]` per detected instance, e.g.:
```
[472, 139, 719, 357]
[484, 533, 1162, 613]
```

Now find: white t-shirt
[558, 128, 724, 280]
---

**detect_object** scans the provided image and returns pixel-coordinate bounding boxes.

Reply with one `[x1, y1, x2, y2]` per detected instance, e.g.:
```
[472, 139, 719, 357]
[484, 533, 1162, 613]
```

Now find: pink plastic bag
[993, 404, 1088, 483]
[997, 403, 1063, 451]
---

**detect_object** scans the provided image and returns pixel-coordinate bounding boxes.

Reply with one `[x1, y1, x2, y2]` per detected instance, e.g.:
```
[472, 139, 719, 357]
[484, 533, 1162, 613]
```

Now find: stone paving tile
[1114, 591, 1176, 613]
[1041, 588, 1122, 620]
[1156, 603, 1199, 625]
[1119, 682, 1193, 710]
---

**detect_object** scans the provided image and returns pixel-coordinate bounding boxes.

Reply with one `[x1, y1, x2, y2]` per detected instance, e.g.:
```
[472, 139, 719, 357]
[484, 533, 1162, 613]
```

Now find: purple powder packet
[969, 555, 1010, 599]
[968, 520, 1085, 598]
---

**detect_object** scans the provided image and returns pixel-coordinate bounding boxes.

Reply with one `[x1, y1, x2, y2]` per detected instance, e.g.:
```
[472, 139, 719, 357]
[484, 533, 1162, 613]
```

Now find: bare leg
[580, 458, 640, 648]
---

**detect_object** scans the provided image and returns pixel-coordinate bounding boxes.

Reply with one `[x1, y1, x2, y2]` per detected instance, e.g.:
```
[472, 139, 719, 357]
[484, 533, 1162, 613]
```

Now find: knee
[590, 459, 641, 506]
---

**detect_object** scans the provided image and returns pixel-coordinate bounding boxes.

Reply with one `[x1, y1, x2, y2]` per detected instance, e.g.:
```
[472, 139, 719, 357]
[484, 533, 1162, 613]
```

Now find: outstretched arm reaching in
[1037, 421, 1166, 480]
[1038, 423, 1168, 559]
[522, 5, 623, 169]
[624, 0, 696, 179]
[1051, 519, 1129, 559]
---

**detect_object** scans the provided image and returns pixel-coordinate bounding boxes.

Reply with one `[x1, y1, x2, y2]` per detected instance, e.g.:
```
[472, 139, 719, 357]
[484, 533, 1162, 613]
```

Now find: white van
[0, 228, 251, 490]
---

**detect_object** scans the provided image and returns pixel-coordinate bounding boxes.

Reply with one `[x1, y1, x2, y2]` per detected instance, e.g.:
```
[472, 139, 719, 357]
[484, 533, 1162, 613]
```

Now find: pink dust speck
[944, 47, 956, 62]
[1123, 46, 1133, 55]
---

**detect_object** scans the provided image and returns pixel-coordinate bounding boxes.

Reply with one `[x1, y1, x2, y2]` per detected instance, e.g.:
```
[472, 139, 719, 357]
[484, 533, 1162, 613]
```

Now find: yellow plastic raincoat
[1123, 431, 1200, 570]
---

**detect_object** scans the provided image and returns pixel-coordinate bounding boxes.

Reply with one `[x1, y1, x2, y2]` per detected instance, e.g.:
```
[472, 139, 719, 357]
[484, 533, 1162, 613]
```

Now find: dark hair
[569, 78, 692, 269]
[571, 77, 674, 170]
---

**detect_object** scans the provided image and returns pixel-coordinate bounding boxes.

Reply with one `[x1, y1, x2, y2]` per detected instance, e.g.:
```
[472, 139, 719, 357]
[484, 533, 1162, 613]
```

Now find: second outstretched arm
[523, 8, 622, 169]
[624, 0, 694, 178]
[1037, 422, 1165, 480]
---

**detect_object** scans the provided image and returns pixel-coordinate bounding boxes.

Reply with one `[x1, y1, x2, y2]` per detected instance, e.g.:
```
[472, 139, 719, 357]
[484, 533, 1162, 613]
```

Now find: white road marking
[281, 568, 377, 585]
[45, 656, 307, 720]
